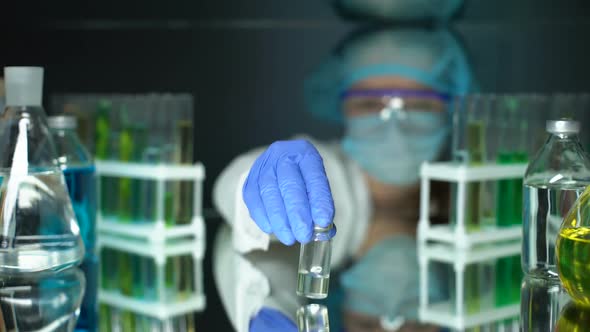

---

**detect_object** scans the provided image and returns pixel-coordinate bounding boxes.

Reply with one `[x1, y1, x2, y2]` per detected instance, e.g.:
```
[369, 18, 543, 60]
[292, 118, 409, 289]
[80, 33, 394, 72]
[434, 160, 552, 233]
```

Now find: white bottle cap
[546, 119, 580, 135]
[4, 67, 44, 107]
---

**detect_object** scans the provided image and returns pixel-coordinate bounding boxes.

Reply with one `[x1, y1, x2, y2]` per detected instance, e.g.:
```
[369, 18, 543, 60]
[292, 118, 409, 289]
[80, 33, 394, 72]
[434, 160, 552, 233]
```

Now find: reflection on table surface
[0, 267, 85, 332]
[520, 275, 569, 332]
[297, 303, 330, 332]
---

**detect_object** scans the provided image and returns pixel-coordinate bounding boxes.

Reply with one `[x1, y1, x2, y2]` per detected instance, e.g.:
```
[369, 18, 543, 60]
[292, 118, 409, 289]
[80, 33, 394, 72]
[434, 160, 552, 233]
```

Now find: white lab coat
[213, 137, 371, 332]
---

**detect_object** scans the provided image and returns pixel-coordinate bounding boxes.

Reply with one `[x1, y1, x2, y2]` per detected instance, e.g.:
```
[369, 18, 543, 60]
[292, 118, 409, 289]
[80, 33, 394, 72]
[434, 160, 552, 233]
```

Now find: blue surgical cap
[334, 0, 463, 22]
[304, 27, 473, 123]
[340, 235, 448, 321]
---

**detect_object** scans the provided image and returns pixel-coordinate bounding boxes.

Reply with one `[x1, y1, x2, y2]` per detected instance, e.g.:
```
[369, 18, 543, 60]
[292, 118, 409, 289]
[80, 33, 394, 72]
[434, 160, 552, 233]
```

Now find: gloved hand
[243, 139, 335, 245]
[250, 307, 297, 332]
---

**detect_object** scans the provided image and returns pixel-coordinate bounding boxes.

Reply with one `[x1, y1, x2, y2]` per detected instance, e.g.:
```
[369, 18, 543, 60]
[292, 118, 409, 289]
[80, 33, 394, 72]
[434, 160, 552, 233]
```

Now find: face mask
[341, 109, 449, 185]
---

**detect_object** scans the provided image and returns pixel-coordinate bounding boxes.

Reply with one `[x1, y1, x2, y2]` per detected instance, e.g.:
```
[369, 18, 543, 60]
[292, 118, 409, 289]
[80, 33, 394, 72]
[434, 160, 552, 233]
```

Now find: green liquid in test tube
[99, 305, 111, 332]
[165, 256, 177, 300]
[101, 248, 118, 290]
[95, 100, 110, 161]
[95, 100, 117, 217]
[119, 252, 133, 296]
[117, 126, 134, 221]
[495, 106, 527, 307]
[165, 190, 175, 227]
[121, 310, 135, 331]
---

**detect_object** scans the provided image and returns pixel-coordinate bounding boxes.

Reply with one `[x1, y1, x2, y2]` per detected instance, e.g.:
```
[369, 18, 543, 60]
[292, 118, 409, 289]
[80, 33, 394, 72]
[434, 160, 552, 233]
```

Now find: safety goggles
[341, 89, 450, 120]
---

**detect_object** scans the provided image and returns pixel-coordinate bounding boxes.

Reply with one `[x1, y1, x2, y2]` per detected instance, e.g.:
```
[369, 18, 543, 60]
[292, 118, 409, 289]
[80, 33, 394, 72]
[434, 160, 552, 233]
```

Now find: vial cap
[313, 223, 334, 232]
[546, 119, 580, 135]
[4, 67, 44, 107]
[48, 115, 77, 130]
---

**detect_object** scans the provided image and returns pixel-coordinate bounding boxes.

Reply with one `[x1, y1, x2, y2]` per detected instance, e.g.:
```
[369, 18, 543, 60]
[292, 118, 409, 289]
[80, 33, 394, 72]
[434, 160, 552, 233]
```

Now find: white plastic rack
[95, 161, 206, 325]
[96, 161, 205, 240]
[418, 161, 526, 331]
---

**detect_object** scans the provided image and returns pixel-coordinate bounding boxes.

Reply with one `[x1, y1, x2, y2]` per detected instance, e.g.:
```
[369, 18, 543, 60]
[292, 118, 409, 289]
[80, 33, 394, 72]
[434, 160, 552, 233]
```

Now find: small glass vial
[296, 224, 333, 299]
[296, 304, 330, 332]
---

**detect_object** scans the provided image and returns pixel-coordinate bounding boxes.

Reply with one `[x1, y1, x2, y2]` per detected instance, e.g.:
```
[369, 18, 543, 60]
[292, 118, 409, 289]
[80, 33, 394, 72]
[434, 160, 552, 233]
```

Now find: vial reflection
[520, 275, 569, 332]
[296, 304, 330, 332]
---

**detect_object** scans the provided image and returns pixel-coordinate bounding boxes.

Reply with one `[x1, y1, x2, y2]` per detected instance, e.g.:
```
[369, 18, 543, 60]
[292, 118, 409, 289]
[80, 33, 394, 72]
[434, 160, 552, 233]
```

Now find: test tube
[296, 304, 330, 332]
[297, 224, 333, 299]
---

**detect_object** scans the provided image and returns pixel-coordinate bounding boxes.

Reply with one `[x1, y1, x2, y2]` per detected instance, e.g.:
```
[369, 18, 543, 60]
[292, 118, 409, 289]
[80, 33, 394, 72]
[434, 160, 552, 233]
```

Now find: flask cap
[48, 115, 77, 130]
[314, 223, 334, 232]
[546, 119, 580, 135]
[4, 67, 44, 107]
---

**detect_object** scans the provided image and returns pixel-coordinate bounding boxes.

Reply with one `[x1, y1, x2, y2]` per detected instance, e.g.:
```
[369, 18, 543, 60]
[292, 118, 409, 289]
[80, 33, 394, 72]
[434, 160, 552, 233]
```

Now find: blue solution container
[49, 115, 98, 332]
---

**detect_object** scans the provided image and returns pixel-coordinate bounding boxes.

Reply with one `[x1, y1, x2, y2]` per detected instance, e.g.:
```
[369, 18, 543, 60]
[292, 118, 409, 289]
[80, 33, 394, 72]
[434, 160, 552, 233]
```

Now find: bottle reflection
[521, 275, 570, 332]
[297, 304, 330, 332]
[556, 301, 590, 331]
[0, 267, 85, 332]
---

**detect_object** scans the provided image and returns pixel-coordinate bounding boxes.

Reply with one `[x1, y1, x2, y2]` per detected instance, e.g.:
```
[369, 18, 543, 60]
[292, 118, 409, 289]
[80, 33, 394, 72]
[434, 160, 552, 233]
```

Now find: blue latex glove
[243, 139, 335, 245]
[250, 307, 297, 332]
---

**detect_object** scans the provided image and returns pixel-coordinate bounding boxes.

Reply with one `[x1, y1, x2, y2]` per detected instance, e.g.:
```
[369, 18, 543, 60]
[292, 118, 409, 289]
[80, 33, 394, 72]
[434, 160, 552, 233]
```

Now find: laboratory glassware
[523, 119, 590, 279]
[0, 67, 84, 273]
[297, 304, 330, 332]
[0, 267, 85, 331]
[520, 275, 570, 332]
[555, 302, 590, 331]
[557, 185, 590, 306]
[297, 224, 333, 299]
[49, 115, 98, 332]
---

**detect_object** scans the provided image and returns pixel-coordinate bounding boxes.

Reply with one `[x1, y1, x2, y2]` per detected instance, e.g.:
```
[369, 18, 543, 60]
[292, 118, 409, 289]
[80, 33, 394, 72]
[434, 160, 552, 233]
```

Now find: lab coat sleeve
[213, 146, 266, 225]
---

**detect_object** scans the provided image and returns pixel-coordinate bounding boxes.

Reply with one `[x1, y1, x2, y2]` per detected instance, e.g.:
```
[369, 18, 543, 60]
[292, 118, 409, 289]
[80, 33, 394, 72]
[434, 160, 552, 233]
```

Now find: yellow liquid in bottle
[556, 302, 590, 332]
[557, 227, 590, 307]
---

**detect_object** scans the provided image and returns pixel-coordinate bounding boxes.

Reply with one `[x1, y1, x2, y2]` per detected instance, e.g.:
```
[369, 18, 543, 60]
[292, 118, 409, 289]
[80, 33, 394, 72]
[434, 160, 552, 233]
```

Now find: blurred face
[339, 76, 449, 203]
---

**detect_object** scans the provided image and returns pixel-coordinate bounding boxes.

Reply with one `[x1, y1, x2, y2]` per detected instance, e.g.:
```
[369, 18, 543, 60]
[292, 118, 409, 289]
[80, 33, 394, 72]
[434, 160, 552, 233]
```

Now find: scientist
[213, 26, 472, 332]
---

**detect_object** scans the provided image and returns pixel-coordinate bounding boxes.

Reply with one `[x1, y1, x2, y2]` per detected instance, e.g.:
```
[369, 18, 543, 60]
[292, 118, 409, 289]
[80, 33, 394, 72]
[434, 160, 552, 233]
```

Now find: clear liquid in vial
[297, 267, 330, 299]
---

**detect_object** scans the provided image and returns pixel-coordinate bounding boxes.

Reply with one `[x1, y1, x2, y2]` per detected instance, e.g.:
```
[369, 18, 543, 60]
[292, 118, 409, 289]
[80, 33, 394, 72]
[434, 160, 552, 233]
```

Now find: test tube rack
[417, 161, 526, 331]
[96, 161, 205, 241]
[95, 161, 206, 326]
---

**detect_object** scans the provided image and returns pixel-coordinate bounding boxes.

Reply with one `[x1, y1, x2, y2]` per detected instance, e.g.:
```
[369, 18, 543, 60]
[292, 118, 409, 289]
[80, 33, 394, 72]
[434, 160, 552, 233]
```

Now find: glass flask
[48, 115, 98, 332]
[0, 67, 84, 274]
[297, 224, 333, 299]
[520, 275, 570, 332]
[0, 267, 85, 331]
[522, 119, 590, 279]
[296, 304, 330, 332]
[556, 302, 590, 331]
[557, 185, 590, 307]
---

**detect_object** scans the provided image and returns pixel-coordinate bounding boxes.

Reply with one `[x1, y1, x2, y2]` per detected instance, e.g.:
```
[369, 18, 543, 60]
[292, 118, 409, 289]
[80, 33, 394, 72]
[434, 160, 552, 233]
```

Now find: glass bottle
[48, 115, 98, 332]
[297, 224, 333, 299]
[0, 66, 84, 273]
[523, 119, 590, 279]
[557, 185, 590, 307]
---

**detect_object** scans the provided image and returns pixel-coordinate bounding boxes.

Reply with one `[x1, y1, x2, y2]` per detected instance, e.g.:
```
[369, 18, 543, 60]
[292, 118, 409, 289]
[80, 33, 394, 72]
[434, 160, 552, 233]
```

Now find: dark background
[2, 1, 589, 330]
